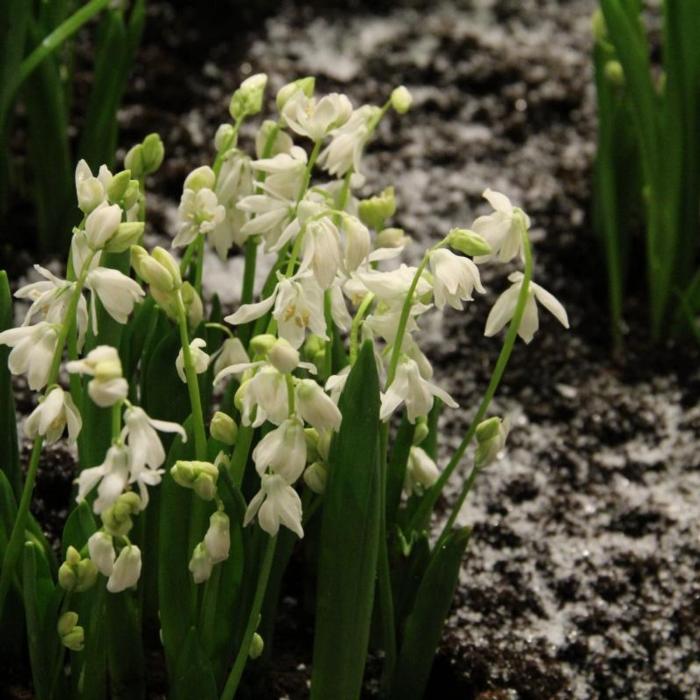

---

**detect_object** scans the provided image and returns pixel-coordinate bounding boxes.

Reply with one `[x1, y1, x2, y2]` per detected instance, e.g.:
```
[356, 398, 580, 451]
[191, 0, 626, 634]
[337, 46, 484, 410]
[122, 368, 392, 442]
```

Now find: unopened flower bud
[276, 76, 315, 112]
[250, 333, 277, 356]
[376, 227, 409, 249]
[210, 411, 238, 445]
[75, 559, 98, 592]
[107, 170, 132, 203]
[151, 246, 182, 289]
[303, 461, 328, 494]
[249, 632, 264, 659]
[412, 417, 430, 446]
[215, 124, 236, 152]
[105, 222, 144, 253]
[180, 281, 203, 328]
[107, 545, 142, 593]
[475, 416, 508, 468]
[58, 562, 77, 591]
[58, 612, 84, 650]
[171, 460, 219, 501]
[268, 338, 299, 373]
[230, 73, 268, 121]
[204, 511, 230, 563]
[88, 531, 115, 576]
[184, 165, 216, 192]
[85, 203, 122, 250]
[358, 187, 396, 230]
[604, 60, 625, 87]
[123, 180, 141, 210]
[141, 133, 165, 174]
[447, 228, 491, 257]
[189, 542, 214, 584]
[390, 85, 413, 114]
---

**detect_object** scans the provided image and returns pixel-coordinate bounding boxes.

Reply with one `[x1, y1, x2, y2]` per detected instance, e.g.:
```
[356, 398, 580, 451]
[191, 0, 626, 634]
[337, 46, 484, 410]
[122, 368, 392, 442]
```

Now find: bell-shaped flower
[484, 272, 569, 344]
[244, 473, 304, 538]
[66, 345, 128, 407]
[176, 338, 210, 383]
[85, 202, 123, 250]
[77, 444, 131, 514]
[107, 545, 142, 593]
[295, 380, 342, 431]
[213, 337, 250, 378]
[252, 417, 307, 482]
[236, 190, 293, 250]
[404, 446, 440, 496]
[281, 92, 353, 142]
[122, 405, 186, 473]
[85, 267, 144, 333]
[88, 531, 116, 576]
[174, 185, 226, 248]
[472, 189, 530, 263]
[300, 217, 342, 289]
[225, 273, 326, 349]
[203, 511, 230, 564]
[380, 358, 457, 424]
[355, 264, 432, 302]
[24, 386, 82, 444]
[429, 248, 485, 310]
[0, 322, 58, 391]
[318, 105, 380, 177]
[342, 215, 371, 272]
[250, 145, 307, 201]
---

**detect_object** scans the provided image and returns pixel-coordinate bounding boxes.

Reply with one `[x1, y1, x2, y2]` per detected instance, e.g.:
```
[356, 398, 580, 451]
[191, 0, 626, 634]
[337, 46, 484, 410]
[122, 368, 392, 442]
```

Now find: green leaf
[389, 527, 470, 700]
[385, 414, 414, 527]
[311, 341, 381, 700]
[61, 500, 97, 558]
[170, 627, 218, 700]
[106, 591, 146, 700]
[0, 271, 20, 496]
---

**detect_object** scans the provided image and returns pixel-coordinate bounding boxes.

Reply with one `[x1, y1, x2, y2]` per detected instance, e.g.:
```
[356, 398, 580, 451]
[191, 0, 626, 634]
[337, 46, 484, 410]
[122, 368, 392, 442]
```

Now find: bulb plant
[593, 0, 700, 347]
[0, 74, 568, 700]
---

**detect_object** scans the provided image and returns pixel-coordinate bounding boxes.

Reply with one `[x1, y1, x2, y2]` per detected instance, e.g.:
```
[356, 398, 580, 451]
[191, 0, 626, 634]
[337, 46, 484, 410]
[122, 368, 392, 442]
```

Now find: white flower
[0, 322, 58, 390]
[236, 192, 293, 251]
[24, 387, 82, 444]
[88, 532, 115, 576]
[252, 418, 307, 482]
[281, 92, 353, 142]
[244, 473, 304, 538]
[189, 543, 214, 584]
[174, 187, 226, 248]
[295, 380, 342, 431]
[66, 345, 128, 407]
[318, 105, 380, 176]
[107, 545, 142, 593]
[380, 358, 457, 423]
[472, 189, 530, 263]
[404, 446, 439, 496]
[85, 202, 122, 250]
[301, 217, 343, 288]
[122, 406, 186, 471]
[268, 337, 300, 374]
[250, 146, 307, 200]
[176, 338, 210, 383]
[75, 160, 107, 214]
[342, 216, 371, 272]
[85, 267, 144, 333]
[225, 273, 326, 349]
[484, 272, 569, 344]
[77, 444, 131, 514]
[429, 249, 485, 310]
[325, 366, 350, 404]
[203, 511, 230, 563]
[213, 337, 250, 378]
[355, 264, 432, 302]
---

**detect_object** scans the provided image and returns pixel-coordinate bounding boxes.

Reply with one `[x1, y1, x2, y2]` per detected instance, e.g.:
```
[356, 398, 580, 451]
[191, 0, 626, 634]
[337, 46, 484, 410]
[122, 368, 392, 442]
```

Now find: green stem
[0, 0, 111, 130]
[350, 293, 375, 364]
[111, 402, 122, 441]
[220, 535, 277, 700]
[408, 228, 534, 534]
[175, 292, 207, 460]
[194, 235, 205, 296]
[0, 249, 97, 617]
[241, 238, 258, 306]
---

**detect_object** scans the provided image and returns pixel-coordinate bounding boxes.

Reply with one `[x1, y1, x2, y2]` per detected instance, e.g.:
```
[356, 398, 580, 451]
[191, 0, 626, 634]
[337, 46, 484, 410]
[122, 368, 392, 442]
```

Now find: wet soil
[4, 0, 700, 698]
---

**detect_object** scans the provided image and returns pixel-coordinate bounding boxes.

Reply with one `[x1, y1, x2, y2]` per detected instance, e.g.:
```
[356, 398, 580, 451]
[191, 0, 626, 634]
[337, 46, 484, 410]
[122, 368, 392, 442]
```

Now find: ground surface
[4, 0, 700, 698]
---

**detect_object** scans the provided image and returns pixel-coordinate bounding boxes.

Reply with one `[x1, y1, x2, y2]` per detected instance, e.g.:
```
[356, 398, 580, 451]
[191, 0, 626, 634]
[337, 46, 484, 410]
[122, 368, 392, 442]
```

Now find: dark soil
[4, 0, 700, 698]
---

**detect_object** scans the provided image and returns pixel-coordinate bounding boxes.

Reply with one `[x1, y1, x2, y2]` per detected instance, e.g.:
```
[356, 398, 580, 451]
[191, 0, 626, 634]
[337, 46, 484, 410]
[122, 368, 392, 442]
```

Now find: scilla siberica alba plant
[0, 74, 568, 700]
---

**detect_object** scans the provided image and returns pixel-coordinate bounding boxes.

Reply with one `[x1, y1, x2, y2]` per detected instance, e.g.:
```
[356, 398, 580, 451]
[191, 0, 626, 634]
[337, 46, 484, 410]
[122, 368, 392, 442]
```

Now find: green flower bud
[215, 123, 236, 152]
[66, 545, 81, 567]
[268, 338, 299, 373]
[75, 559, 98, 592]
[475, 417, 508, 468]
[376, 227, 409, 249]
[184, 165, 216, 192]
[604, 60, 625, 87]
[358, 187, 396, 230]
[58, 562, 77, 591]
[412, 417, 430, 446]
[123, 179, 142, 210]
[181, 281, 203, 328]
[390, 85, 413, 114]
[62, 626, 85, 652]
[57, 611, 79, 637]
[105, 222, 145, 253]
[193, 472, 218, 501]
[210, 412, 238, 446]
[141, 133, 164, 174]
[230, 73, 268, 121]
[276, 76, 315, 112]
[303, 461, 328, 495]
[249, 632, 264, 659]
[250, 333, 277, 356]
[171, 460, 219, 500]
[124, 144, 144, 177]
[446, 228, 491, 257]
[151, 246, 182, 290]
[107, 170, 132, 203]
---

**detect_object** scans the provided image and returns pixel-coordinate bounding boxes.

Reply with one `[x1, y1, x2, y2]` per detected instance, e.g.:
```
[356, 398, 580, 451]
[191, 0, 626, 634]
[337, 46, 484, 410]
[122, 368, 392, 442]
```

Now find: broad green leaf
[389, 527, 470, 700]
[170, 627, 218, 700]
[385, 414, 414, 527]
[106, 591, 146, 700]
[61, 500, 97, 558]
[311, 341, 381, 700]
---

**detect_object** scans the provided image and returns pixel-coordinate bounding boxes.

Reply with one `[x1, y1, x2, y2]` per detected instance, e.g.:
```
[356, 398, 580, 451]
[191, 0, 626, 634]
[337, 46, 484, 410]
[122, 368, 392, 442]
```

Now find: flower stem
[408, 227, 534, 534]
[350, 293, 375, 364]
[220, 535, 277, 700]
[175, 293, 207, 460]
